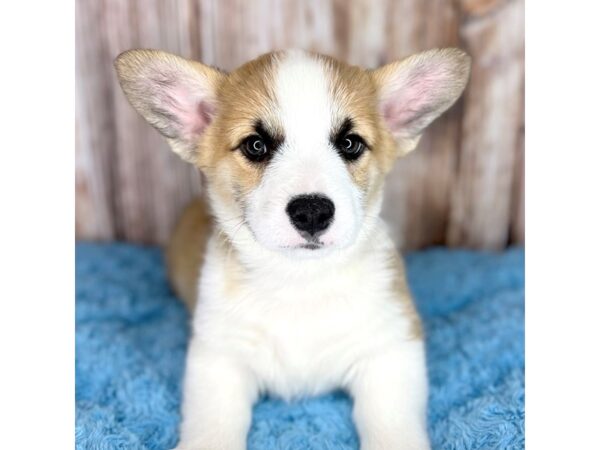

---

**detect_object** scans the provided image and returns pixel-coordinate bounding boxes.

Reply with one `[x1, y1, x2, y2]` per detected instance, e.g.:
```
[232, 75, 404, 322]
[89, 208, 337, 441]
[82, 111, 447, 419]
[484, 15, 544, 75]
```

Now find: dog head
[115, 49, 470, 257]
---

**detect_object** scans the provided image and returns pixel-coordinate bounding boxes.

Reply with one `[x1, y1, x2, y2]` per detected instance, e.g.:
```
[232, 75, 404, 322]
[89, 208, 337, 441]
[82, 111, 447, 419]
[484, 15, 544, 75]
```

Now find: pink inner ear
[194, 101, 215, 135]
[380, 64, 451, 136]
[165, 85, 215, 141]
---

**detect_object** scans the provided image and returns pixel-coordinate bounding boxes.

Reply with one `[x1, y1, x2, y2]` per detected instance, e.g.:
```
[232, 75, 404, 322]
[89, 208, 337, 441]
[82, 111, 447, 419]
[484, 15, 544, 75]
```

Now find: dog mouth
[299, 242, 323, 250]
[296, 232, 327, 250]
[241, 216, 329, 252]
[281, 240, 326, 251]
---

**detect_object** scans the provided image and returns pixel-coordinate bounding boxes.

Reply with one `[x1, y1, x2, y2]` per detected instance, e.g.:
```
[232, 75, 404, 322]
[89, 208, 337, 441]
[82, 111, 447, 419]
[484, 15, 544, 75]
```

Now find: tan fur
[388, 251, 423, 339]
[320, 54, 413, 228]
[193, 53, 282, 228]
[166, 198, 212, 311]
[197, 52, 281, 187]
[321, 56, 384, 193]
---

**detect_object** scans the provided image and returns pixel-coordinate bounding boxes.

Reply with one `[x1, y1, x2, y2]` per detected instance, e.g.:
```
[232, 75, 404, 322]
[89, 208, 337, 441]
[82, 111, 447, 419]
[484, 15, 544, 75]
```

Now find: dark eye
[241, 136, 269, 162]
[337, 134, 366, 161]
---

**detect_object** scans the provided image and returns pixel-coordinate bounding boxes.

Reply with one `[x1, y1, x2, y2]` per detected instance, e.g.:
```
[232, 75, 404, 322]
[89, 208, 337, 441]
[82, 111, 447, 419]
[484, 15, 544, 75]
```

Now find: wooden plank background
[76, 0, 524, 250]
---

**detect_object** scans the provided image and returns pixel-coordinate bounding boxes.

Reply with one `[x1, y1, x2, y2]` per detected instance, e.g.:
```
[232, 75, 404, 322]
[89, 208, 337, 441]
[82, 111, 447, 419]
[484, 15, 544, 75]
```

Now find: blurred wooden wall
[76, 0, 524, 250]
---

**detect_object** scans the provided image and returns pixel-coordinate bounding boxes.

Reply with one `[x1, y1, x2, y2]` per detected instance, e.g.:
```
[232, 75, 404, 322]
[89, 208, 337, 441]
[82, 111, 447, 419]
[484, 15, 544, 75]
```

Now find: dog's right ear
[114, 49, 226, 163]
[371, 48, 470, 154]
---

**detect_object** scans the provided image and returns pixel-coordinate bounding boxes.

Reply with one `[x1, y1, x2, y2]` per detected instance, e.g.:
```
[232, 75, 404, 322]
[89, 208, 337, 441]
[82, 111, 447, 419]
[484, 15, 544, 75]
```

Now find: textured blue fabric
[76, 243, 524, 450]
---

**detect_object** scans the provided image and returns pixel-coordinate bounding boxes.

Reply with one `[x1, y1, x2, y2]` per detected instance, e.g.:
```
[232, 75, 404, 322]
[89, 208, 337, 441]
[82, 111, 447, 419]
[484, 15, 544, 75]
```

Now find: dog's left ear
[114, 49, 226, 163]
[372, 48, 471, 149]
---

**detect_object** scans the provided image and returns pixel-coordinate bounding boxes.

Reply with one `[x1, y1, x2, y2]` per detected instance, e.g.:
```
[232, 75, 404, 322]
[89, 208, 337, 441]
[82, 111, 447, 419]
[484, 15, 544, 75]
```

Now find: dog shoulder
[166, 198, 213, 311]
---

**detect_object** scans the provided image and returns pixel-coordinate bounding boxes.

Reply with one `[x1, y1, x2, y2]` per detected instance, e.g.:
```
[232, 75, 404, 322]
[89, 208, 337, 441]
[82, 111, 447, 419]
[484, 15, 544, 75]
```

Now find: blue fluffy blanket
[76, 243, 524, 450]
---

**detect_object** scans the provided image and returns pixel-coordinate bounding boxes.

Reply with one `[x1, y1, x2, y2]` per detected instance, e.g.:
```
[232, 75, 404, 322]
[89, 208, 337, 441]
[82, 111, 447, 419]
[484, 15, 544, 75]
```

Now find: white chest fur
[178, 225, 430, 450]
[191, 228, 416, 401]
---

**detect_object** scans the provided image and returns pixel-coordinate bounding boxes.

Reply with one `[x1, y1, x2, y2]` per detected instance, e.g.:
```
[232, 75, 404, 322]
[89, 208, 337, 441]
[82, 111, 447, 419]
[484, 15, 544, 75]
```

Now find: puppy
[115, 48, 470, 450]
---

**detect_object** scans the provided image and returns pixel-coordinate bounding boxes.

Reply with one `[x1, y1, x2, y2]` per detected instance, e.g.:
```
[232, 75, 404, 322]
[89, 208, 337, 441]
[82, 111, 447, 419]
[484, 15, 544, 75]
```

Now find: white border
[526, 1, 600, 449]
[0, 1, 74, 448]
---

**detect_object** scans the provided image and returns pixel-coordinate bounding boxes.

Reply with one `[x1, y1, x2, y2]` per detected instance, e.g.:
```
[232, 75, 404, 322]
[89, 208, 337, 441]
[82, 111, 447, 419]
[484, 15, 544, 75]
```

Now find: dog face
[115, 49, 470, 256]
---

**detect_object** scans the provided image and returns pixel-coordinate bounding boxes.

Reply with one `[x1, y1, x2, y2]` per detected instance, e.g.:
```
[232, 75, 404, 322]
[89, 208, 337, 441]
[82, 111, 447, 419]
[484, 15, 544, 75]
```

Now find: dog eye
[337, 135, 366, 161]
[241, 136, 269, 162]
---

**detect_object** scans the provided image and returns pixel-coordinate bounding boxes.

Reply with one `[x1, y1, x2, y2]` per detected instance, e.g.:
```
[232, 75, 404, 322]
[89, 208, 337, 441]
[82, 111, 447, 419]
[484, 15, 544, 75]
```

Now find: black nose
[286, 194, 335, 237]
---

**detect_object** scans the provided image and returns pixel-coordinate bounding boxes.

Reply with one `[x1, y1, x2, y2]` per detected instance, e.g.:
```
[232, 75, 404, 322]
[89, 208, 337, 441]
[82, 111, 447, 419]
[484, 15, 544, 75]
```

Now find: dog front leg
[349, 341, 431, 450]
[175, 338, 257, 450]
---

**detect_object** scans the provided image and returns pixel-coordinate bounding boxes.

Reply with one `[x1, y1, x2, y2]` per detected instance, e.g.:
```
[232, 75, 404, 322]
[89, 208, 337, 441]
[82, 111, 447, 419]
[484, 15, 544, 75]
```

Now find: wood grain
[75, 0, 524, 249]
[380, 0, 463, 249]
[447, 0, 524, 249]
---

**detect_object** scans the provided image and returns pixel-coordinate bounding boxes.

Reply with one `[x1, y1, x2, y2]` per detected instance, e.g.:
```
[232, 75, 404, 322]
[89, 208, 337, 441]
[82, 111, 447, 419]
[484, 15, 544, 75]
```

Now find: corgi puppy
[115, 48, 470, 450]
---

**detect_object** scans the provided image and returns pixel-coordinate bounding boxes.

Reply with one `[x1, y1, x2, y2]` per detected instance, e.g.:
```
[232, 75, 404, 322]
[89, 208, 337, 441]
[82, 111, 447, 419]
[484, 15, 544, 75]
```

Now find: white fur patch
[245, 51, 363, 254]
